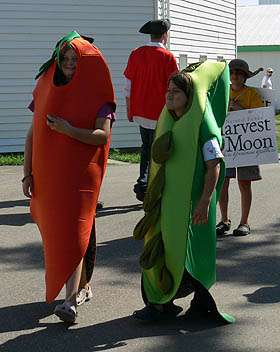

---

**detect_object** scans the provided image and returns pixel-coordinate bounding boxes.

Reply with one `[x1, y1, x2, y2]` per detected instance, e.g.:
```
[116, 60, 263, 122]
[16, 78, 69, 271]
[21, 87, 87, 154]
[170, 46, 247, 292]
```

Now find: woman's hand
[47, 115, 72, 135]
[192, 198, 210, 225]
[22, 175, 33, 198]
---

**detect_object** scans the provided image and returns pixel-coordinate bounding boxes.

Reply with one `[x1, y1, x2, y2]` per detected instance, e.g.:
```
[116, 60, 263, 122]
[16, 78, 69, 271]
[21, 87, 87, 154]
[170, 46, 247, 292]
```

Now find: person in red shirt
[124, 19, 178, 201]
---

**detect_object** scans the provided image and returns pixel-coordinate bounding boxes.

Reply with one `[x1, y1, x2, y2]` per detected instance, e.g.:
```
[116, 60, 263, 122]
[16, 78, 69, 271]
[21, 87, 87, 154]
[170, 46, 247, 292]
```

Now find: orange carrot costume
[30, 33, 115, 302]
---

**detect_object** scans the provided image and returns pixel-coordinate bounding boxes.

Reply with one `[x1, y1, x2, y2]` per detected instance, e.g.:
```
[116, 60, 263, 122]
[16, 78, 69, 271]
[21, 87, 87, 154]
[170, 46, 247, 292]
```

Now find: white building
[0, 0, 236, 152]
[237, 5, 280, 91]
[259, 0, 280, 4]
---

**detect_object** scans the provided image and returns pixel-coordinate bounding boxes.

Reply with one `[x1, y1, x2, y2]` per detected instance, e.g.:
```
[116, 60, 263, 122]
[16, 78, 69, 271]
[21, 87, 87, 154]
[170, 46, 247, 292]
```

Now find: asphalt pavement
[0, 162, 279, 352]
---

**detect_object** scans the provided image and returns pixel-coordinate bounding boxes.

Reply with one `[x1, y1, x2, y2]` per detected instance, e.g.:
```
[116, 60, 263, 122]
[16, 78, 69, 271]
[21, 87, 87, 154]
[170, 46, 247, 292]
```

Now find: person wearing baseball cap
[124, 19, 178, 202]
[216, 58, 264, 237]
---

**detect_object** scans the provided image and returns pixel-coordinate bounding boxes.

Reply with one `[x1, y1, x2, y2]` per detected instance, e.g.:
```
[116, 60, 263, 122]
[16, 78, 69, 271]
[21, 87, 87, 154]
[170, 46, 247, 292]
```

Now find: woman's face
[60, 47, 77, 81]
[166, 80, 188, 115]
[230, 69, 246, 89]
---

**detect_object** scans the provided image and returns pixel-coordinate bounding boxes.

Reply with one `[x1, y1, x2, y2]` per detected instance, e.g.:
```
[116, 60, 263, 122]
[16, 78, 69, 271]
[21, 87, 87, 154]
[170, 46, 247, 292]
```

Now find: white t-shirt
[203, 138, 223, 162]
[261, 75, 273, 89]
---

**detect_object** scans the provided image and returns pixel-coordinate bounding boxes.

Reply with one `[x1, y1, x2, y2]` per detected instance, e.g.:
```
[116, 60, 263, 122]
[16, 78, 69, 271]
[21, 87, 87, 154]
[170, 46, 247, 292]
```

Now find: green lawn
[0, 149, 140, 166]
[275, 114, 280, 151]
[0, 153, 24, 166]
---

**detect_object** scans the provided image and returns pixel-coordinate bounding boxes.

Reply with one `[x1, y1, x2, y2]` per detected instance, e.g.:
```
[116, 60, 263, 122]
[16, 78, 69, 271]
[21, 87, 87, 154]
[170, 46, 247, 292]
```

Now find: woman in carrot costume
[22, 31, 115, 323]
[133, 61, 234, 323]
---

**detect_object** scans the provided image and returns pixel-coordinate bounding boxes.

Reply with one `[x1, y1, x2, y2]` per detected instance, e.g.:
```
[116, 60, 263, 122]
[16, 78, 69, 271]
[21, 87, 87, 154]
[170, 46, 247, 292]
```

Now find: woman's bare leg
[79, 261, 89, 290]
[65, 258, 83, 304]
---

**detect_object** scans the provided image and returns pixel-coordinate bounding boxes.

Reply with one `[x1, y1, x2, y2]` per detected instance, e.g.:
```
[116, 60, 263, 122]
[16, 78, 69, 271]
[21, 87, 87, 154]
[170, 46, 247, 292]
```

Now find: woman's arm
[22, 122, 34, 198]
[192, 158, 220, 225]
[46, 116, 111, 145]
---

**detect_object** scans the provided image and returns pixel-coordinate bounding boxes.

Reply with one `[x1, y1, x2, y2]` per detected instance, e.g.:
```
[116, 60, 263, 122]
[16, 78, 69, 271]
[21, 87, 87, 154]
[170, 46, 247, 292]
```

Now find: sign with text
[223, 106, 279, 167]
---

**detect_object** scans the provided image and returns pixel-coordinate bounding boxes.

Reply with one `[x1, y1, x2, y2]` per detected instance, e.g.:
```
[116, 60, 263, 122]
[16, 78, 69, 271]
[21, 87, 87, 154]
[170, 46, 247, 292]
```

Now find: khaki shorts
[225, 166, 262, 181]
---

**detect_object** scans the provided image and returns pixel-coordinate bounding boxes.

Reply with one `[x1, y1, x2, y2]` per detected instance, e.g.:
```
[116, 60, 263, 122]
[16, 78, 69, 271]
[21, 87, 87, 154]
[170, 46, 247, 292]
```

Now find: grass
[0, 153, 24, 166]
[109, 149, 140, 163]
[1, 117, 280, 166]
[275, 114, 280, 151]
[0, 149, 140, 166]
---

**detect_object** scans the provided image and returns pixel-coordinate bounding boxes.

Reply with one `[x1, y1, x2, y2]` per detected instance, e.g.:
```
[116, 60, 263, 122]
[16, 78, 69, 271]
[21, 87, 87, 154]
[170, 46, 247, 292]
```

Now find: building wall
[259, 0, 280, 4]
[0, 0, 155, 152]
[238, 50, 280, 91]
[169, 0, 236, 66]
[0, 0, 237, 152]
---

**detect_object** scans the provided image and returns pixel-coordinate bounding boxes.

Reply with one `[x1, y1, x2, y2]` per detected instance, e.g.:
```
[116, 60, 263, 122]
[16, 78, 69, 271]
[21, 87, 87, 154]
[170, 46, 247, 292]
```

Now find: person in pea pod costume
[22, 31, 115, 323]
[133, 61, 235, 323]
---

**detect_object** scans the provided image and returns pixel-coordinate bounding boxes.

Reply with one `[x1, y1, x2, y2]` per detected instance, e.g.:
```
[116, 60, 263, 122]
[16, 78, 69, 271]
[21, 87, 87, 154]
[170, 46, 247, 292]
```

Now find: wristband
[21, 174, 32, 183]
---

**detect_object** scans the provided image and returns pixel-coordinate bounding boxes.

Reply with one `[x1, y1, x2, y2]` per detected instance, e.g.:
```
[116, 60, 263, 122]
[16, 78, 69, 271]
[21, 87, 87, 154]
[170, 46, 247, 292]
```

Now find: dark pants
[141, 270, 218, 313]
[134, 126, 155, 195]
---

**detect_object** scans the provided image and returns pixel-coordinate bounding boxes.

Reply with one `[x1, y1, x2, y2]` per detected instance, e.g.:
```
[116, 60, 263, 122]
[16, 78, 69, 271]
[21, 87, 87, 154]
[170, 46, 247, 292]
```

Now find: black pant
[134, 126, 155, 195]
[141, 270, 218, 313]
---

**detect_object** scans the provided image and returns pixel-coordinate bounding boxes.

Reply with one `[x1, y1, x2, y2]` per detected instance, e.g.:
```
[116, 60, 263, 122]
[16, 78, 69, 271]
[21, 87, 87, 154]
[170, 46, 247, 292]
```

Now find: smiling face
[166, 80, 188, 117]
[60, 47, 77, 81]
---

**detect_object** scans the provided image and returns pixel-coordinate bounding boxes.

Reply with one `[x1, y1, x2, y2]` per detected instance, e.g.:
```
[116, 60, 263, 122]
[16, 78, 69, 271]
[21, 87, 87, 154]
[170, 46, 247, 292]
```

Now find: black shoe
[216, 220, 231, 236]
[133, 303, 183, 322]
[96, 201, 104, 210]
[135, 192, 145, 202]
[163, 302, 183, 316]
[233, 224, 250, 237]
[185, 306, 209, 319]
[133, 305, 162, 321]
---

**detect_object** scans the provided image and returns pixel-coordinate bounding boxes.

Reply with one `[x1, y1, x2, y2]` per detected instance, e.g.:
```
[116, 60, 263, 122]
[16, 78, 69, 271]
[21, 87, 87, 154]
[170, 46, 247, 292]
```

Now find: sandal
[233, 224, 250, 237]
[54, 301, 77, 324]
[76, 285, 93, 306]
[216, 220, 231, 236]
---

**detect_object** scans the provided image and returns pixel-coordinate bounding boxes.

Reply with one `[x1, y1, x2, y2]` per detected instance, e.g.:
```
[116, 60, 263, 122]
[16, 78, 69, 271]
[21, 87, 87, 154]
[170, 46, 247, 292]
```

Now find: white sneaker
[54, 301, 77, 323]
[76, 285, 93, 306]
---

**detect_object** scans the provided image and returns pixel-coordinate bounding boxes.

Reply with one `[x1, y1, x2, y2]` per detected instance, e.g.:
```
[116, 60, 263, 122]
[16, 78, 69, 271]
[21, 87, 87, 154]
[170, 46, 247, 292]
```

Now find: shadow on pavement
[0, 243, 44, 270]
[0, 300, 62, 334]
[0, 303, 231, 352]
[96, 204, 142, 218]
[0, 212, 33, 226]
[97, 237, 142, 275]
[0, 203, 142, 225]
[244, 285, 280, 304]
[0, 199, 30, 209]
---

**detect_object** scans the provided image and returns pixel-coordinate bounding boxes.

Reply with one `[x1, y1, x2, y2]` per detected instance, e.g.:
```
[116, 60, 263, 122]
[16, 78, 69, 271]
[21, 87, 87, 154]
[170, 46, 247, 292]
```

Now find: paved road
[0, 163, 280, 352]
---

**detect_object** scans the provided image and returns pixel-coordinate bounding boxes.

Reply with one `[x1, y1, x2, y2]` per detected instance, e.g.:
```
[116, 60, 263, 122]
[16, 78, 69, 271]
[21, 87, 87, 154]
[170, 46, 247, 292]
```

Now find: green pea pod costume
[134, 61, 235, 323]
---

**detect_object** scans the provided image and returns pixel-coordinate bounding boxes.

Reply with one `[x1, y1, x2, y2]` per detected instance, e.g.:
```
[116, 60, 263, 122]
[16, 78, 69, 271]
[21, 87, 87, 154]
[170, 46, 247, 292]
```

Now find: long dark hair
[167, 72, 193, 118]
[53, 44, 74, 86]
[168, 72, 193, 101]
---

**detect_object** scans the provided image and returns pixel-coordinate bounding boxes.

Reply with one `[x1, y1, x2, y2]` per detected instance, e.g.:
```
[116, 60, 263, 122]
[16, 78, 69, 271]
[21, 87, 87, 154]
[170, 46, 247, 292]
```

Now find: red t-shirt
[124, 45, 178, 121]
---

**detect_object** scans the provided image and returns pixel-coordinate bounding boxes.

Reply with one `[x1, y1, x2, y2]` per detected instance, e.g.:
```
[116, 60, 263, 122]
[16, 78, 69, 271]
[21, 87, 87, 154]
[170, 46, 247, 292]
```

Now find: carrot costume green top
[134, 61, 234, 323]
[31, 32, 115, 302]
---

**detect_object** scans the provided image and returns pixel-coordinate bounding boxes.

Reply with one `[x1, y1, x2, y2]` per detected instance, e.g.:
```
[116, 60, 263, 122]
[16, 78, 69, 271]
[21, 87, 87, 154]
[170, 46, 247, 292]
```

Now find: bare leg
[79, 261, 89, 290]
[238, 180, 252, 225]
[219, 177, 231, 223]
[65, 258, 83, 304]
